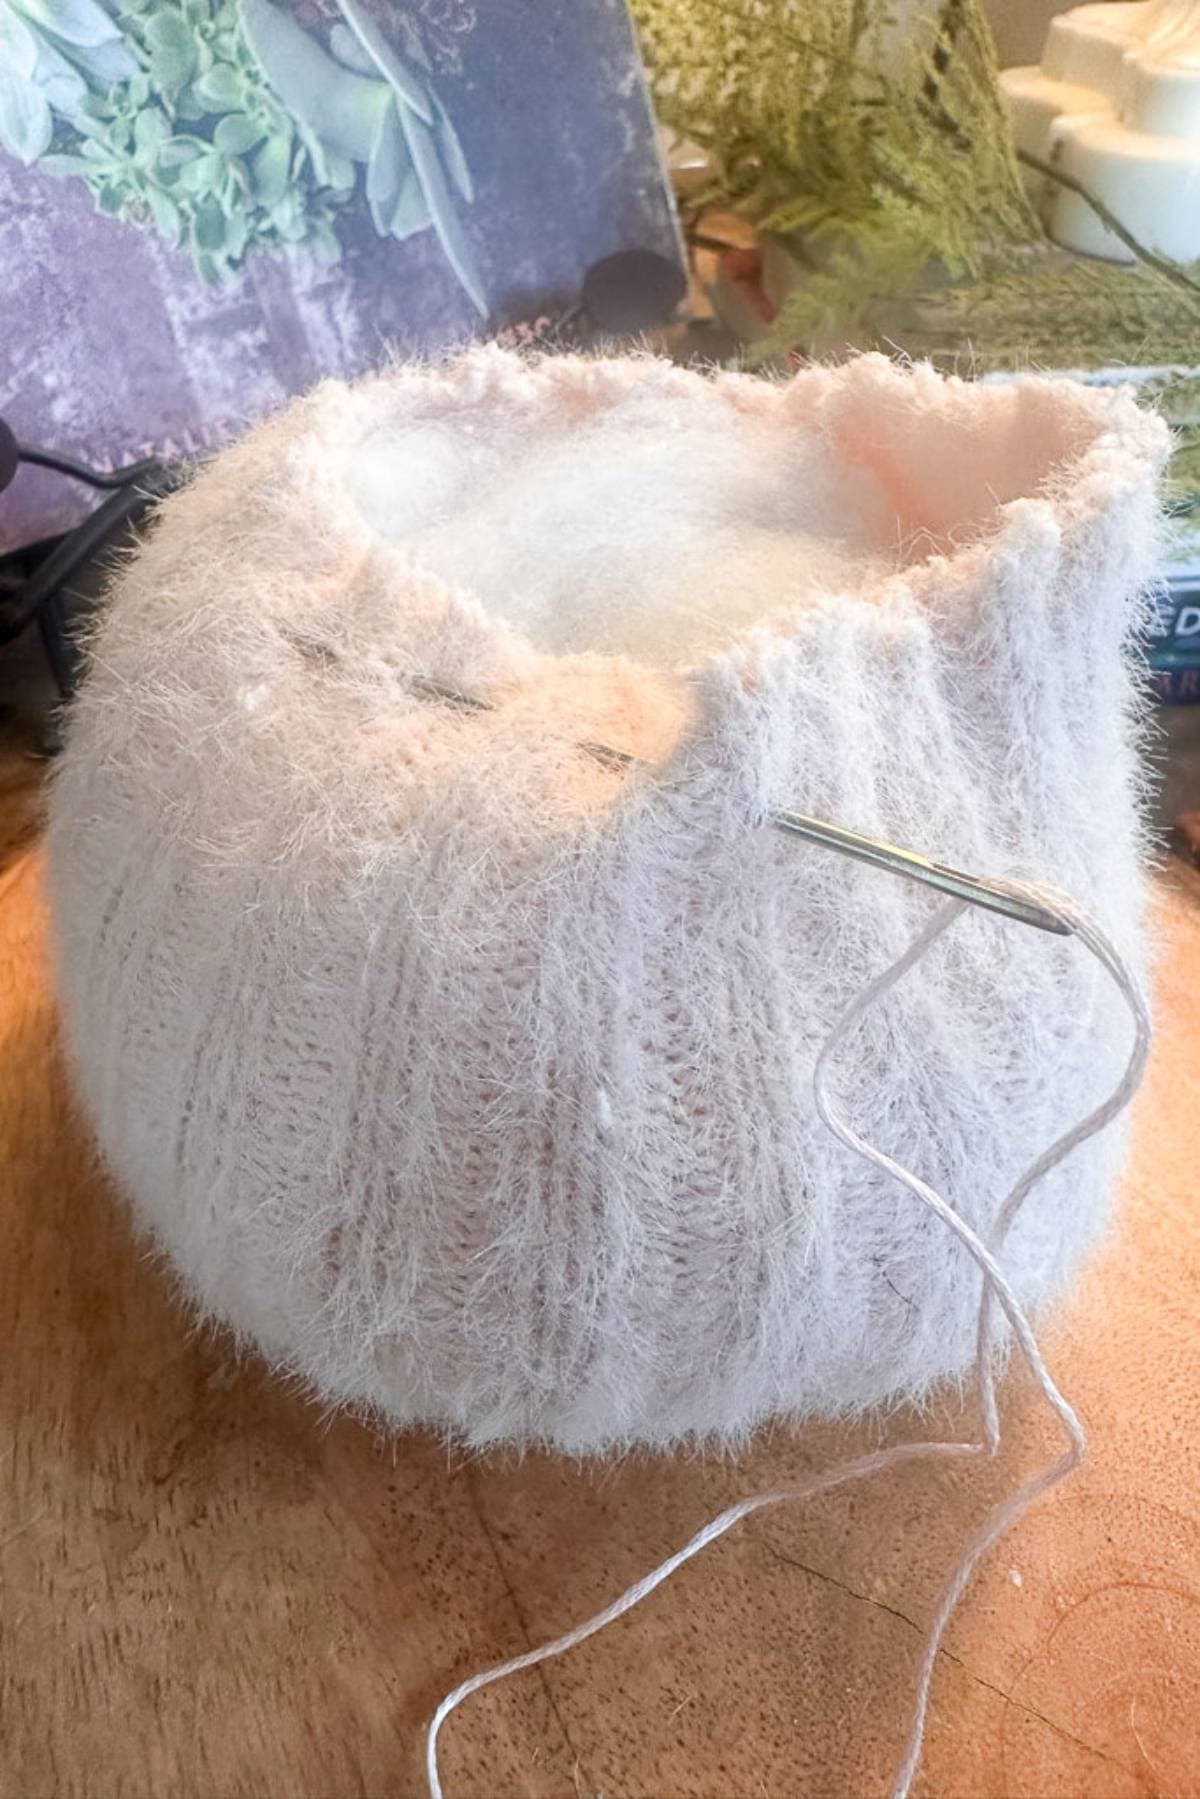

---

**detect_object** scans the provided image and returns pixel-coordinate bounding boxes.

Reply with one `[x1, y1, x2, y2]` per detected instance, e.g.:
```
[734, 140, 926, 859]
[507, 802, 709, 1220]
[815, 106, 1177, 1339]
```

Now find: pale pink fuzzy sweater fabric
[48, 351, 1168, 1451]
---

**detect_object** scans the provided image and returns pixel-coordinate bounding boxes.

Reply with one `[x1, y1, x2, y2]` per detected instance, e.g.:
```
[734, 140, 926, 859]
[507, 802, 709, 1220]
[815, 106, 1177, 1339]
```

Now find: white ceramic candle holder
[1002, 0, 1200, 262]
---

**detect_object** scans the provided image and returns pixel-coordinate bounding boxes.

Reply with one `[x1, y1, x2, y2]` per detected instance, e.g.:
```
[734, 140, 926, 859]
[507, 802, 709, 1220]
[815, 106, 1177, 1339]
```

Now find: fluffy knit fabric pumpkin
[48, 351, 1166, 1451]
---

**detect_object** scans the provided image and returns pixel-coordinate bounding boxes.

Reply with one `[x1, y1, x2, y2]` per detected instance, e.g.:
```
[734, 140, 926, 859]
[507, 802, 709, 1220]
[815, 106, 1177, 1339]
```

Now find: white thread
[426, 880, 1150, 1799]
[818, 884, 1150, 1798]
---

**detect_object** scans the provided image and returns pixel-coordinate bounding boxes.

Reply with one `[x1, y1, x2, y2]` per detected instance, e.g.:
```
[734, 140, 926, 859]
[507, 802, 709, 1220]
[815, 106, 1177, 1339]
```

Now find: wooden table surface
[2, 752, 1198, 1799]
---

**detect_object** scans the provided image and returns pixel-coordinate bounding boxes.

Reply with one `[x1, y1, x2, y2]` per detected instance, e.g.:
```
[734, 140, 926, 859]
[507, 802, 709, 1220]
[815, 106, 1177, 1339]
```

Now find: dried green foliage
[898, 250, 1200, 374]
[630, 0, 1037, 339]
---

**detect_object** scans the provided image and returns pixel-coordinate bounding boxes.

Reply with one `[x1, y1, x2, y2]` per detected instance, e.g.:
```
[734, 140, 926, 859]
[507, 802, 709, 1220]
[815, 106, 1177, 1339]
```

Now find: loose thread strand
[427, 883, 1151, 1799]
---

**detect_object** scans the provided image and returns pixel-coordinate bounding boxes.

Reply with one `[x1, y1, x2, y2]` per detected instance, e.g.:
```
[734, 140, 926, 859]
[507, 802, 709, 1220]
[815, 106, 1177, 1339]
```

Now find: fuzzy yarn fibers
[48, 351, 1167, 1453]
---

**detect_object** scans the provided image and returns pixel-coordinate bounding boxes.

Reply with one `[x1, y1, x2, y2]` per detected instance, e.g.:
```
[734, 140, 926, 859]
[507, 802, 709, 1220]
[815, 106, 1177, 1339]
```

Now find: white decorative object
[1002, 1, 1200, 262]
[47, 351, 1166, 1453]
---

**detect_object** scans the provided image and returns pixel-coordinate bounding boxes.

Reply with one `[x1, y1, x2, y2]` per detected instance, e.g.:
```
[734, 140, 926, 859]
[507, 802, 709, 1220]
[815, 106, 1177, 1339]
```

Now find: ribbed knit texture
[47, 351, 1168, 1452]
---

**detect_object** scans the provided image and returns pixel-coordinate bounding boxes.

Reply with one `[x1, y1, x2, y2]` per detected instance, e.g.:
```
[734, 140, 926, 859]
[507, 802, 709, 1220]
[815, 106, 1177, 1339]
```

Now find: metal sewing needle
[408, 677, 1072, 937]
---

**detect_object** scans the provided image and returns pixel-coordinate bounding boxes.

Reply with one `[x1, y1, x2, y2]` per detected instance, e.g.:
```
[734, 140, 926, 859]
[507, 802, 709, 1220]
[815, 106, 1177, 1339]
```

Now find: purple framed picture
[0, 0, 681, 551]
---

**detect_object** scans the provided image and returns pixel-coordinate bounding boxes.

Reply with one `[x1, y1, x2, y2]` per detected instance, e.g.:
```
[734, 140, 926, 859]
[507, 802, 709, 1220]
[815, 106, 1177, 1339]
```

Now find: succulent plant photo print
[1, 0, 483, 300]
[0, 0, 680, 550]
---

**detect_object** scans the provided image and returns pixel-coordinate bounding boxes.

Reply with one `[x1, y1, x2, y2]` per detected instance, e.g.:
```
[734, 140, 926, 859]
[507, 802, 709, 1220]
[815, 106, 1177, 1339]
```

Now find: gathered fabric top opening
[344, 355, 1126, 671]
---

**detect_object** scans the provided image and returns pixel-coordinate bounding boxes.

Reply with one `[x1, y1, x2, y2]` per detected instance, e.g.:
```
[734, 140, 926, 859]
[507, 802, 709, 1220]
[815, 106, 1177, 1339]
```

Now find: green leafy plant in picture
[0, 0, 483, 306]
[0, 0, 138, 162]
[240, 0, 482, 308]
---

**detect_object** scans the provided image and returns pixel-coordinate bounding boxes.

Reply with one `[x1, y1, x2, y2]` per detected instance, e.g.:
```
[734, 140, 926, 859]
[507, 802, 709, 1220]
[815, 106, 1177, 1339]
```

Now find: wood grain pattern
[2, 751, 1198, 1799]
